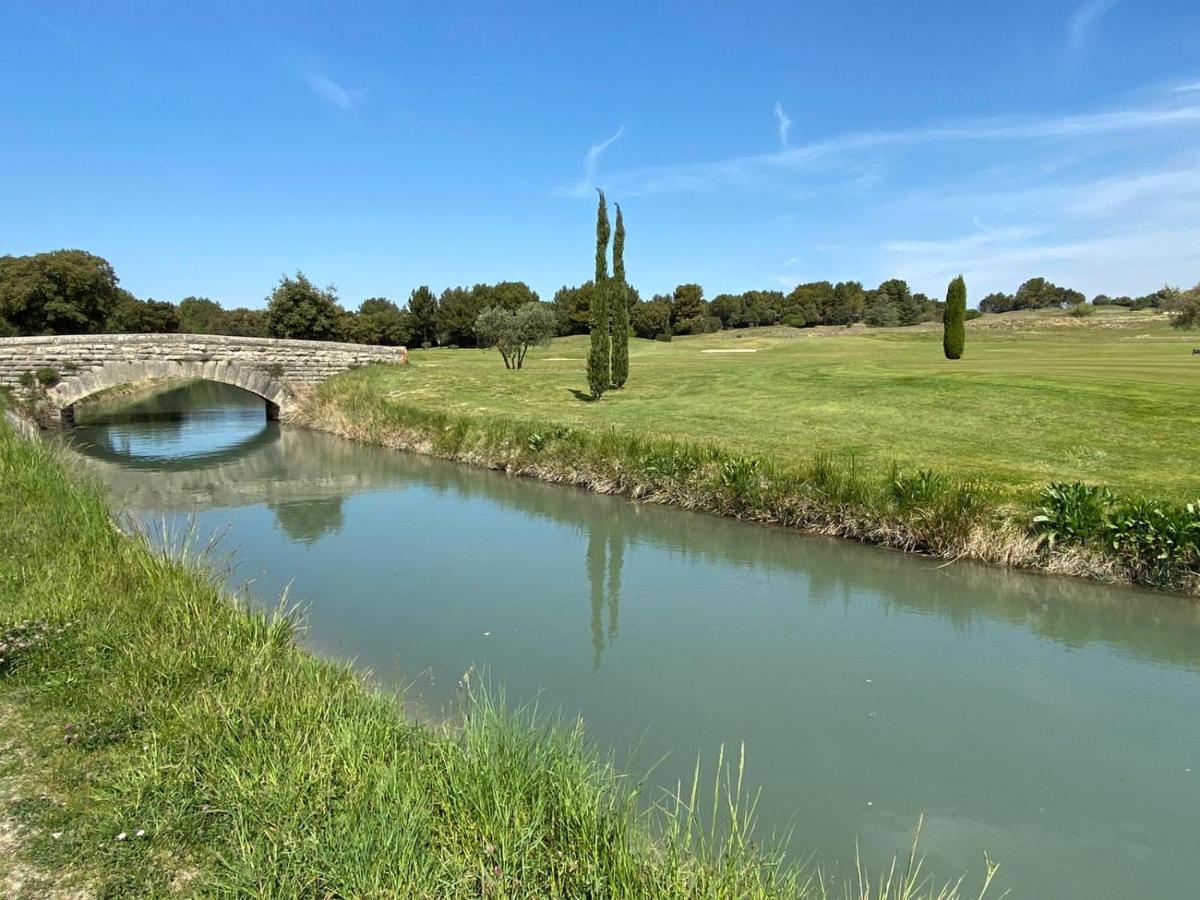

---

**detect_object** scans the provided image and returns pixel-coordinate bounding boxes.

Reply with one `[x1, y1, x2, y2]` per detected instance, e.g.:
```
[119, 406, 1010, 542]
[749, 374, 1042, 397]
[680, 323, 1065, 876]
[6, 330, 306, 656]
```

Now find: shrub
[1103, 499, 1200, 587]
[890, 468, 949, 508]
[639, 447, 701, 480]
[943, 275, 966, 359]
[17, 370, 36, 389]
[1067, 303, 1093, 318]
[35, 367, 60, 387]
[1032, 482, 1112, 547]
[718, 456, 760, 497]
[1163, 284, 1200, 330]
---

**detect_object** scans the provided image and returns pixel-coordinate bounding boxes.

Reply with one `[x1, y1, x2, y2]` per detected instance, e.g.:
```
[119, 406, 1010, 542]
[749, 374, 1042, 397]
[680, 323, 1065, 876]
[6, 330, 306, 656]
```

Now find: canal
[64, 380, 1200, 898]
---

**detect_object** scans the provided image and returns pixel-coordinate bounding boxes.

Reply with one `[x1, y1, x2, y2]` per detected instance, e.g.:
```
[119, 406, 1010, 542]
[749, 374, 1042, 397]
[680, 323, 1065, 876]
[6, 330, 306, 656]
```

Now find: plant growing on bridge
[943, 275, 966, 360]
[586, 190, 612, 399]
[474, 303, 557, 369]
[611, 203, 630, 389]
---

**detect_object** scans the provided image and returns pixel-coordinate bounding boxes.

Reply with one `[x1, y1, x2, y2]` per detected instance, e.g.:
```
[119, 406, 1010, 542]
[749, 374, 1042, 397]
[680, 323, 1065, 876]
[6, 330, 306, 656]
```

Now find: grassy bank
[358, 309, 1199, 498]
[0, 423, 993, 897]
[295, 315, 1200, 595]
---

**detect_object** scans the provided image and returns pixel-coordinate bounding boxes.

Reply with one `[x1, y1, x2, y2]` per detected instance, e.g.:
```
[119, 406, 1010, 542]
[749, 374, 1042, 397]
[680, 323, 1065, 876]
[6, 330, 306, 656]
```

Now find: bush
[1103, 499, 1200, 587]
[1163, 284, 1200, 330]
[1067, 303, 1093, 318]
[17, 370, 36, 389]
[890, 468, 949, 508]
[35, 367, 59, 387]
[1032, 482, 1112, 547]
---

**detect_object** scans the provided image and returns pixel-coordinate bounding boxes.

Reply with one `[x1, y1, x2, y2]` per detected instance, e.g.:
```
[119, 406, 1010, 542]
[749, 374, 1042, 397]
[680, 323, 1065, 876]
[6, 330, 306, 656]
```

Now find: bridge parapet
[0, 333, 407, 426]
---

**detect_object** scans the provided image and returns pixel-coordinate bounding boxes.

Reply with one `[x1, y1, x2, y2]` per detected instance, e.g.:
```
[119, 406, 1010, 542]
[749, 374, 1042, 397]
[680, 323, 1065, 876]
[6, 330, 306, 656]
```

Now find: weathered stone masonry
[0, 333, 407, 426]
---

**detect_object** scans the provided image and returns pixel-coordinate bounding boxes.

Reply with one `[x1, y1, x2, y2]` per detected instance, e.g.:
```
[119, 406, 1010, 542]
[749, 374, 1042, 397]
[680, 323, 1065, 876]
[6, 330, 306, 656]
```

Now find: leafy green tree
[486, 281, 541, 311]
[1012, 277, 1085, 310]
[978, 291, 1014, 313]
[551, 282, 595, 335]
[0, 249, 122, 335]
[630, 296, 672, 339]
[943, 275, 966, 359]
[587, 190, 612, 399]
[406, 286, 439, 347]
[436, 286, 486, 346]
[1163, 284, 1200, 329]
[474, 302, 557, 368]
[106, 292, 180, 333]
[610, 203, 630, 388]
[265, 272, 344, 340]
[347, 297, 411, 346]
[668, 283, 721, 334]
[221, 307, 269, 337]
[178, 296, 226, 334]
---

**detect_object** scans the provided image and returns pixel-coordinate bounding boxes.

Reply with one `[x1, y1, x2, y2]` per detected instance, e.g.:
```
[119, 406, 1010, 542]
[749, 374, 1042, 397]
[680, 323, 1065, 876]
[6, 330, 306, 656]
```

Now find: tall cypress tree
[610, 203, 630, 388]
[586, 189, 612, 399]
[943, 274, 966, 360]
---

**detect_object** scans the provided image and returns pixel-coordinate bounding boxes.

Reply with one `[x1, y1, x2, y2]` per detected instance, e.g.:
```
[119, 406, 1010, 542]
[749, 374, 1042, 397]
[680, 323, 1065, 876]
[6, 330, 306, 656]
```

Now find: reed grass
[0, 422, 999, 897]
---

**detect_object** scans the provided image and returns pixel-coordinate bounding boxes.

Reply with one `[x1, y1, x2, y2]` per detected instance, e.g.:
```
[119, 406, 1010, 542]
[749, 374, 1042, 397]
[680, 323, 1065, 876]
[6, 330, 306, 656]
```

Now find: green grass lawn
[340, 309, 1199, 499]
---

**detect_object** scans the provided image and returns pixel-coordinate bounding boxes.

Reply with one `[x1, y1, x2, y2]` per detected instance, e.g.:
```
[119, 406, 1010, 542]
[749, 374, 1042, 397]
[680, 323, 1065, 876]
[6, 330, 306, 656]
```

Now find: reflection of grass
[0, 423, 994, 898]
[343, 310, 1196, 497]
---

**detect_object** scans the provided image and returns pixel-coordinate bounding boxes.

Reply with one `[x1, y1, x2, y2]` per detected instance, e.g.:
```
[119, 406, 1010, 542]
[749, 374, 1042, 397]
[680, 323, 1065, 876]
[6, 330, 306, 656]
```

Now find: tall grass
[298, 369, 1200, 595]
[0, 423, 997, 896]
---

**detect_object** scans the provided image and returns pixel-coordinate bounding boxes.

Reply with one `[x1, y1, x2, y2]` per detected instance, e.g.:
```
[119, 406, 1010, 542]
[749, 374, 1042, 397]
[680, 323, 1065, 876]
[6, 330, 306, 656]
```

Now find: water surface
[66, 382, 1200, 899]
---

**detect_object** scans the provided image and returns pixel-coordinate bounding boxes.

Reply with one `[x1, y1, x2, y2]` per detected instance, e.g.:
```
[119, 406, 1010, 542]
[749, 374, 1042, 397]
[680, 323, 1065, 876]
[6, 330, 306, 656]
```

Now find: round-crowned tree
[265, 271, 344, 341]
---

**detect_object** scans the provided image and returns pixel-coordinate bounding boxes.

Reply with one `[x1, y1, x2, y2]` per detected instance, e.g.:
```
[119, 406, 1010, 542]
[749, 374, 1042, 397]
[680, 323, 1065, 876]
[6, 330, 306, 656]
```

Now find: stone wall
[0, 333, 407, 424]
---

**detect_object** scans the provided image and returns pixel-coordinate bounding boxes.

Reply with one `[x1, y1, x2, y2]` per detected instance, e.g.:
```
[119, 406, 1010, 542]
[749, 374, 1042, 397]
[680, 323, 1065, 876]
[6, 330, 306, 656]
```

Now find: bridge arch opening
[53, 360, 289, 428]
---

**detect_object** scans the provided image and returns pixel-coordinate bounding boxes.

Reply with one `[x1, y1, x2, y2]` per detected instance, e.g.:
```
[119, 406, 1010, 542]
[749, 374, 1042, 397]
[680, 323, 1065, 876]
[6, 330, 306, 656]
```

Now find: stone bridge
[0, 333, 407, 426]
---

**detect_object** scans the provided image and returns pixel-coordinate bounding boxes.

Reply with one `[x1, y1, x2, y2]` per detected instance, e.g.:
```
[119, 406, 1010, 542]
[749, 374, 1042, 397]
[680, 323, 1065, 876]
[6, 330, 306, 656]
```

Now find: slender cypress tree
[943, 274, 966, 360]
[610, 203, 630, 388]
[586, 189, 612, 399]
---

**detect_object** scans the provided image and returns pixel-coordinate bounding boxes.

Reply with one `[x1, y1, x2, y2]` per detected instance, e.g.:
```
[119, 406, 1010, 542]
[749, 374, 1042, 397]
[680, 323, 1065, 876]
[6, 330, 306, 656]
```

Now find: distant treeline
[0, 249, 1189, 348]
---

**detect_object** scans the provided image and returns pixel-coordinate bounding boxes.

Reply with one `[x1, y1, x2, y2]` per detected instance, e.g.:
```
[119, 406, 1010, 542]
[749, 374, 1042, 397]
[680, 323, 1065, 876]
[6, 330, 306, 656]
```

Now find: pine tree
[586, 189, 612, 398]
[610, 203, 630, 388]
[943, 274, 966, 360]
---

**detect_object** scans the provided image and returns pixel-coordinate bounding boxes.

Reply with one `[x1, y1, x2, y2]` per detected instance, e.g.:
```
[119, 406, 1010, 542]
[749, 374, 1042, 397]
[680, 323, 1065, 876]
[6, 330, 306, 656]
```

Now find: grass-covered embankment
[0, 423, 993, 897]
[294, 315, 1200, 595]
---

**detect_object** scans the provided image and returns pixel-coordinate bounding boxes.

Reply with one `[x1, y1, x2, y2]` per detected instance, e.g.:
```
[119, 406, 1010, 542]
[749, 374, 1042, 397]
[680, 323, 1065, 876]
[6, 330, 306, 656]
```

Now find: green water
[66, 382, 1200, 898]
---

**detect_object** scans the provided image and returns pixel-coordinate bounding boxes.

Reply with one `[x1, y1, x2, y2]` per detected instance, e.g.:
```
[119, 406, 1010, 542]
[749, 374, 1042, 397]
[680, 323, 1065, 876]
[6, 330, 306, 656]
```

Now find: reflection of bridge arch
[71, 419, 281, 472]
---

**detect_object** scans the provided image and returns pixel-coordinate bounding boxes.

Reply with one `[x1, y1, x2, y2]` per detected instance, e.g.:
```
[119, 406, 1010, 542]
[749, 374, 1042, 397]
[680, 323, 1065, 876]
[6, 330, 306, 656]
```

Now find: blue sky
[2, 1, 1198, 308]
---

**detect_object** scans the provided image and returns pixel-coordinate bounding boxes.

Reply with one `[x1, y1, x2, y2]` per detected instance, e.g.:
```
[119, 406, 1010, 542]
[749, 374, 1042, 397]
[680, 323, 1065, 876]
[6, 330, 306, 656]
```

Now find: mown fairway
[337, 308, 1198, 498]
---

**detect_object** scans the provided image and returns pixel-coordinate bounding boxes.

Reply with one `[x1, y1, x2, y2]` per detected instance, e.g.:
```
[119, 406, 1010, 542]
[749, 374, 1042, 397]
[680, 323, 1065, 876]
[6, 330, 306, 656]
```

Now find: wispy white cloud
[1069, 0, 1119, 52]
[885, 226, 1200, 298]
[593, 101, 1200, 197]
[555, 126, 625, 198]
[782, 256, 801, 267]
[773, 102, 793, 148]
[882, 224, 1048, 255]
[879, 163, 1200, 297]
[1172, 80, 1200, 94]
[307, 74, 366, 110]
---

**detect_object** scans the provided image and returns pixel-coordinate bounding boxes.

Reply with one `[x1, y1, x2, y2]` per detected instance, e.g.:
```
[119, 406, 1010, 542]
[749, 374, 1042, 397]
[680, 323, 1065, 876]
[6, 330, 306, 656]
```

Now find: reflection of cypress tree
[607, 534, 622, 641]
[586, 527, 607, 670]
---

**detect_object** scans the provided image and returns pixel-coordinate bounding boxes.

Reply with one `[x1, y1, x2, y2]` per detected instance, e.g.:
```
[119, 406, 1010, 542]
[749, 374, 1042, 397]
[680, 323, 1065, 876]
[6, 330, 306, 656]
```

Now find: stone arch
[50, 359, 291, 427]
